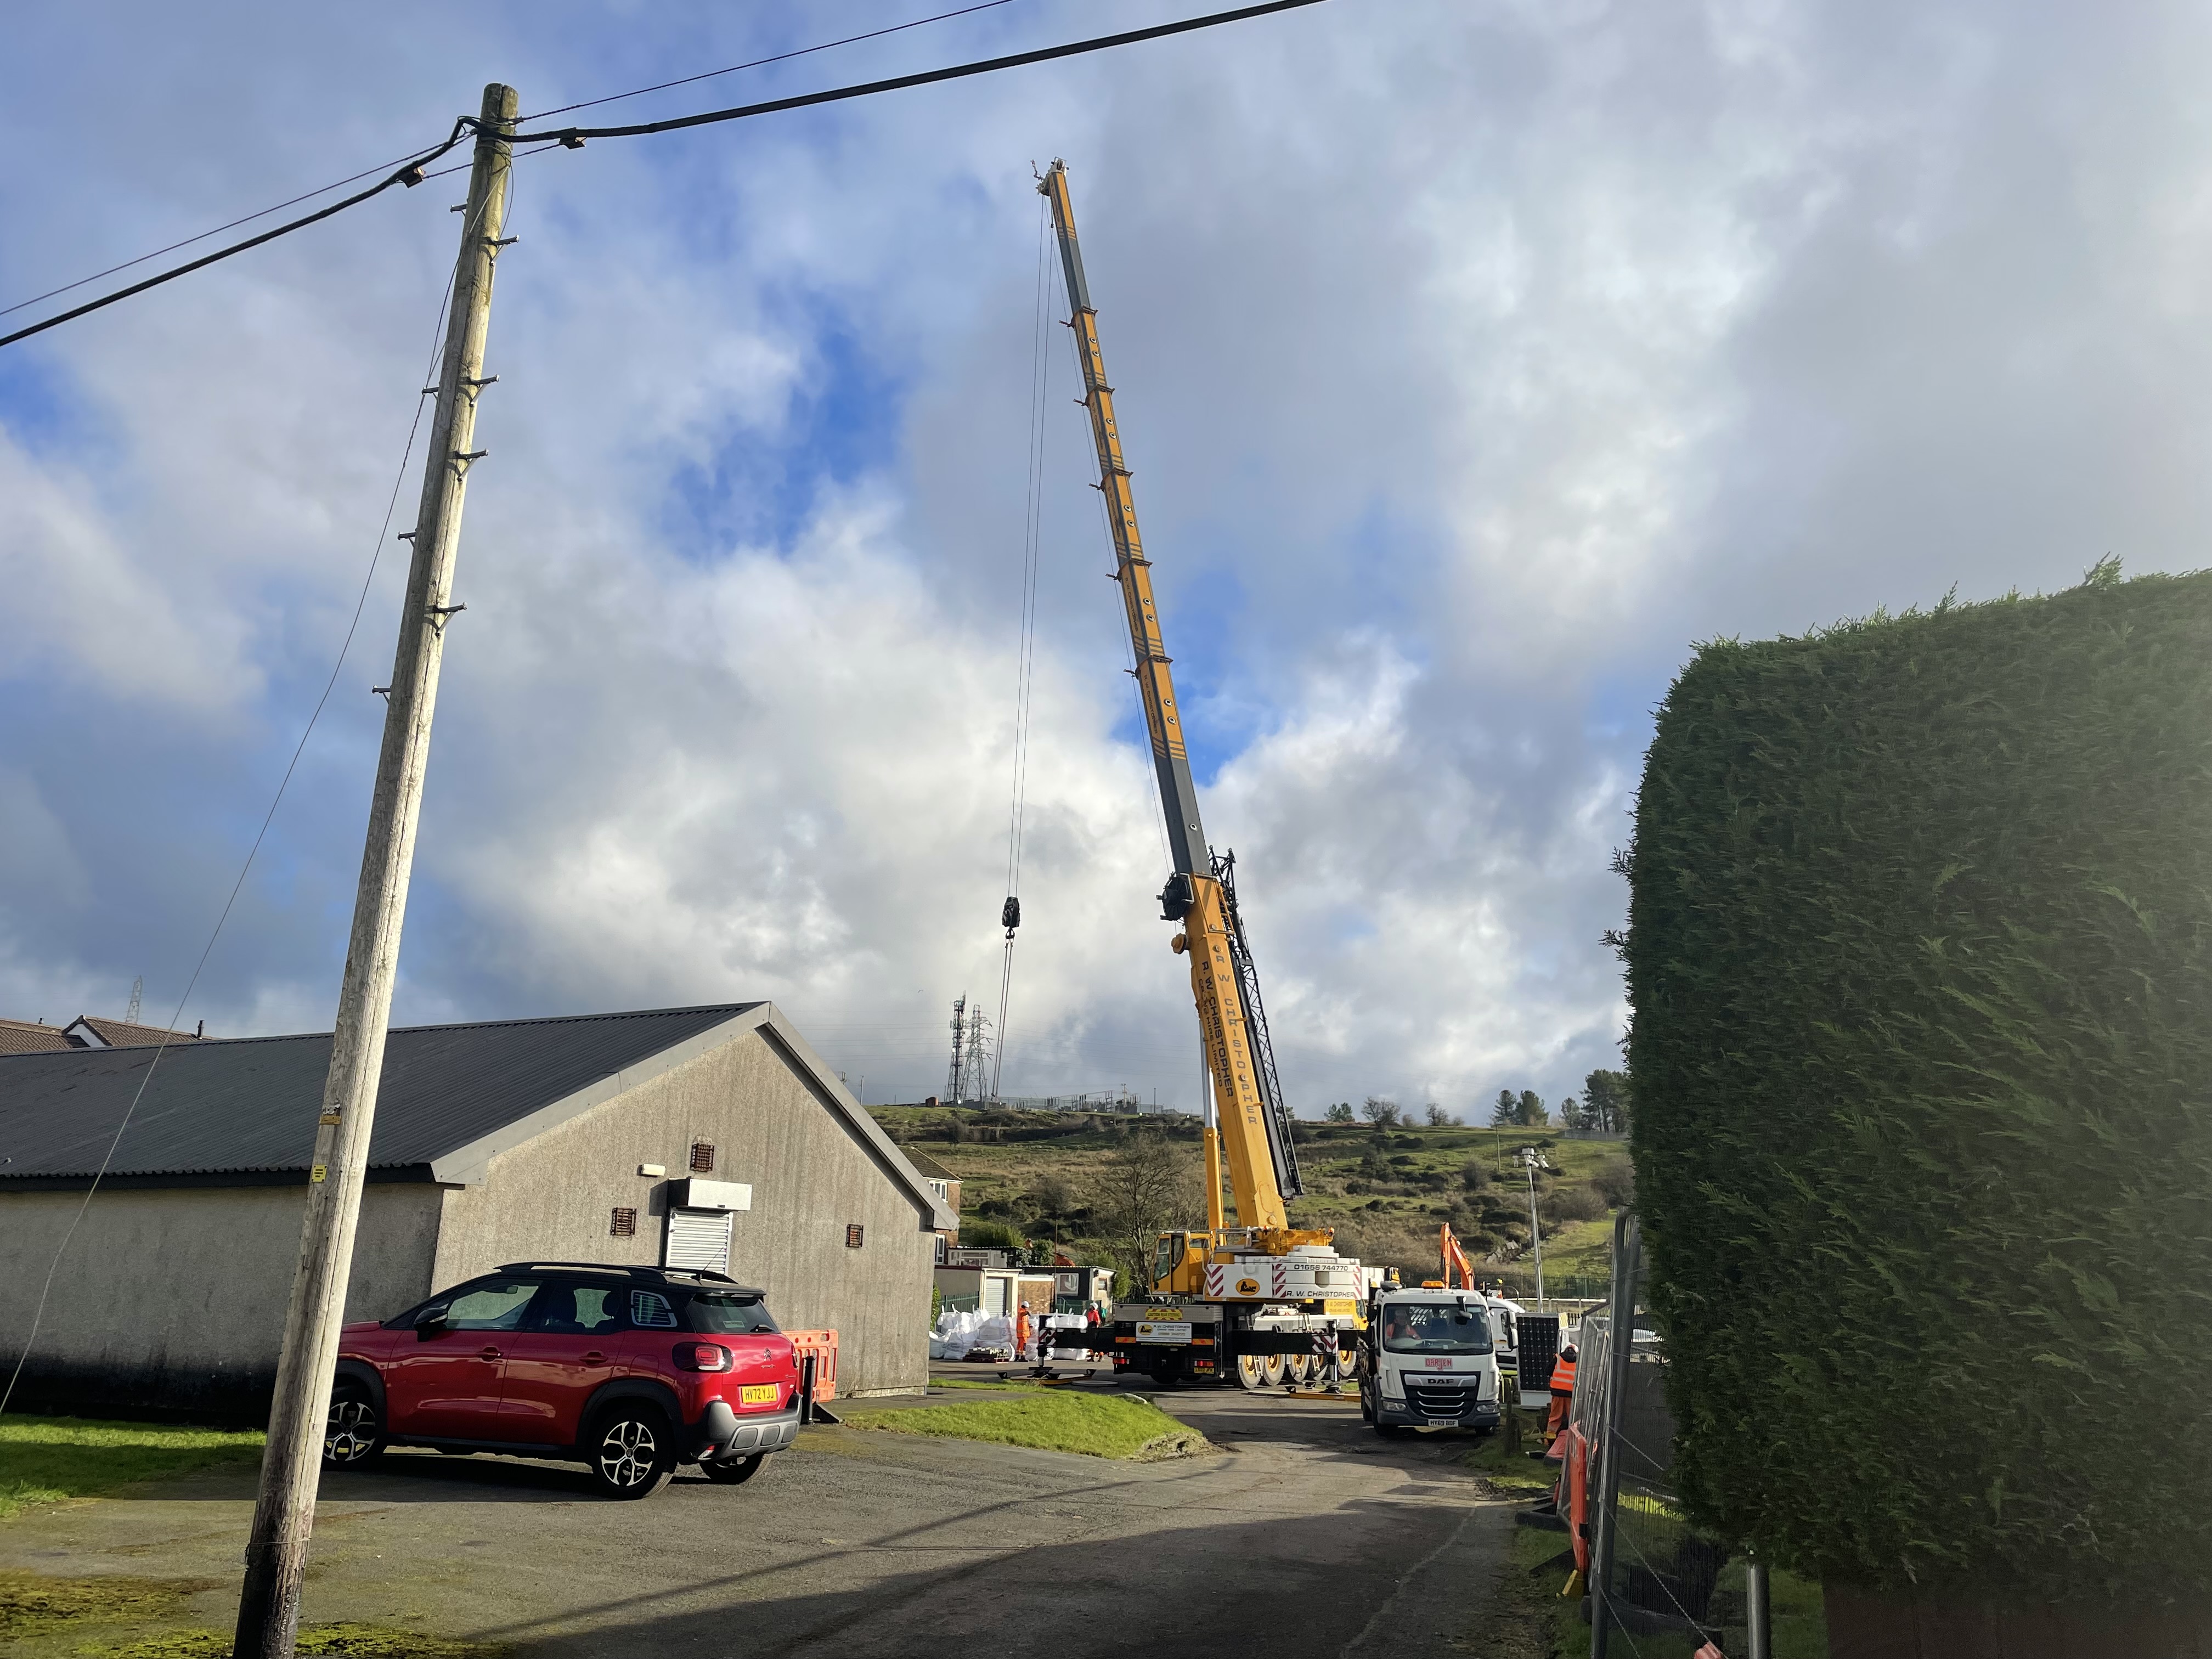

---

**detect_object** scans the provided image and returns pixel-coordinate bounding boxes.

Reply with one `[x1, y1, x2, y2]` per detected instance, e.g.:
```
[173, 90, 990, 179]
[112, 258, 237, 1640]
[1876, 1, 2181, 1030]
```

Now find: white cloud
[3, 1, 2209, 1117]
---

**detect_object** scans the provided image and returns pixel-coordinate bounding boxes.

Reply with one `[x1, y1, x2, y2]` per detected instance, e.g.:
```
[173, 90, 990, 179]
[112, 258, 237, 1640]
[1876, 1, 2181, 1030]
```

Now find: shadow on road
[474, 1499, 1496, 1659]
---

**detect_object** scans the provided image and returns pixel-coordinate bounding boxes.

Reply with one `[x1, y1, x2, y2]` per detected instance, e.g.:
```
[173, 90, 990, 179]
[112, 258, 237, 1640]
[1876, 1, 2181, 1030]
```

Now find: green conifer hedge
[1627, 563, 2212, 1604]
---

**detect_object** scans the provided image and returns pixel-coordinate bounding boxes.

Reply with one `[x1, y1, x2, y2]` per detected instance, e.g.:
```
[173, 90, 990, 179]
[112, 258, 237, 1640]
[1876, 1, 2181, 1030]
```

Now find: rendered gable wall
[430, 1025, 933, 1396]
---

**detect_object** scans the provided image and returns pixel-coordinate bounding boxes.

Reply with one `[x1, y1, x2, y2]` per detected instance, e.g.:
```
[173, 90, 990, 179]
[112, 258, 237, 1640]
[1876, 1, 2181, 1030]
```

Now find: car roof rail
[489, 1261, 766, 1295]
[494, 1261, 664, 1279]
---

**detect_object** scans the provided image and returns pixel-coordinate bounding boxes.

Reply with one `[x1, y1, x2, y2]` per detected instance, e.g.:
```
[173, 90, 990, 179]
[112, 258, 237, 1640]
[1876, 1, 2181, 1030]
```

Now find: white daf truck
[1357, 1282, 1504, 1437]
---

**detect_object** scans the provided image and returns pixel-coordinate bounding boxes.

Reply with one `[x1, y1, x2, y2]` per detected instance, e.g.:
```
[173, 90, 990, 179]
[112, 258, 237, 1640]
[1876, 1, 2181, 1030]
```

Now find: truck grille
[1405, 1380, 1479, 1416]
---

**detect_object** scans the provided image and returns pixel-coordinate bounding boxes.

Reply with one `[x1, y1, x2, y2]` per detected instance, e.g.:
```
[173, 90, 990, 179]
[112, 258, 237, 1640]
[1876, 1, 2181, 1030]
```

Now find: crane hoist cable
[989, 187, 1054, 1101]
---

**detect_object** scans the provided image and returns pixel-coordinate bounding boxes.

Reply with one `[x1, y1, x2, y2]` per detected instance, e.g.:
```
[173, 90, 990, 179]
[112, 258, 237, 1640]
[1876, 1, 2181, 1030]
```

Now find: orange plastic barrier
[788, 1329, 839, 1402]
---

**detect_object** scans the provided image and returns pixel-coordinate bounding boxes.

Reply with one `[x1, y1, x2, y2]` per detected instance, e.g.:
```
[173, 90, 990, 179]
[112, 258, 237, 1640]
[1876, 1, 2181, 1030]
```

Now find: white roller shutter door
[665, 1206, 732, 1273]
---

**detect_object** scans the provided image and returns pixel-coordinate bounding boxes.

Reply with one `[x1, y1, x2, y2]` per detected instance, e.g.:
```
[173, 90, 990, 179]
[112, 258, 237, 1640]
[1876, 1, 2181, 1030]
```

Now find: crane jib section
[1039, 161, 1305, 1220]
[1042, 163, 1209, 881]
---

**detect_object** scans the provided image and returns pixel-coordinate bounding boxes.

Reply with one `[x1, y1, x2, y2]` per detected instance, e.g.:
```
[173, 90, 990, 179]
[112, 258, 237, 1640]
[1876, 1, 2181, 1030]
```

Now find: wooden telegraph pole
[232, 82, 517, 1659]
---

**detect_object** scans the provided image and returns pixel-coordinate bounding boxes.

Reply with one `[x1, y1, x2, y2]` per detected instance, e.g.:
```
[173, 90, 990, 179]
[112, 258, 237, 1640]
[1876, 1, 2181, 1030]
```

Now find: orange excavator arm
[1442, 1223, 1477, 1290]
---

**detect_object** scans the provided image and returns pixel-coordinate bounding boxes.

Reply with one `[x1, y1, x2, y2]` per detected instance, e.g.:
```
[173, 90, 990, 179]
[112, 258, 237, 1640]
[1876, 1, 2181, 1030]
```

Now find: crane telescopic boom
[1039, 160, 1306, 1242]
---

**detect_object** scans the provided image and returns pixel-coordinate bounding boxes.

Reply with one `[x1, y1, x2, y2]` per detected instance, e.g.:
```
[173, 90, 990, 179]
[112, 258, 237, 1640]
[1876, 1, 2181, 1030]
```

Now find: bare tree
[1359, 1095, 1403, 1127]
[1085, 1130, 1200, 1293]
[1424, 1102, 1459, 1127]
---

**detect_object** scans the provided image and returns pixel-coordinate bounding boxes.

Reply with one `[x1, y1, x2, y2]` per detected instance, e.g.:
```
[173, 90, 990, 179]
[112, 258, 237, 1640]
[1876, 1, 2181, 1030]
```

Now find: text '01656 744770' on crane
[1036, 161, 1376, 1392]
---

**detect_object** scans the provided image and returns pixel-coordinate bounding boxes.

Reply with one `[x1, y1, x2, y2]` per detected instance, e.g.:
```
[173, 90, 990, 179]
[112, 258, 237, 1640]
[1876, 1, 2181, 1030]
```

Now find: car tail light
[672, 1342, 732, 1372]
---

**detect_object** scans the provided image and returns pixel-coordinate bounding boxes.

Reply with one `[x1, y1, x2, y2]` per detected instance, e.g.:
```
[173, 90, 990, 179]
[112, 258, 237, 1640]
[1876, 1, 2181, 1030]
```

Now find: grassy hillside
[870, 1104, 1630, 1299]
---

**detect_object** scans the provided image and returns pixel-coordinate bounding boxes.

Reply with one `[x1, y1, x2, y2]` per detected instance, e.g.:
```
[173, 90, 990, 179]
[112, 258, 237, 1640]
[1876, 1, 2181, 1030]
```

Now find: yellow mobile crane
[1040, 161, 1365, 1386]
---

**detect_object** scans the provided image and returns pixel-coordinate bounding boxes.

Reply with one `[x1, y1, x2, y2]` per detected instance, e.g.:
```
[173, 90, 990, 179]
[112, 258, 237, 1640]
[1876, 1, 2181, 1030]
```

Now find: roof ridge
[0, 1001, 768, 1060]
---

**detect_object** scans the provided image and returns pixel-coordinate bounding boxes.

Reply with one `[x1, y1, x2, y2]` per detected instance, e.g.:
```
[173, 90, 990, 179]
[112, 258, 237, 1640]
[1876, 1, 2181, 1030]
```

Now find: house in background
[0, 1002, 952, 1420]
[0, 1014, 205, 1056]
[899, 1147, 962, 1260]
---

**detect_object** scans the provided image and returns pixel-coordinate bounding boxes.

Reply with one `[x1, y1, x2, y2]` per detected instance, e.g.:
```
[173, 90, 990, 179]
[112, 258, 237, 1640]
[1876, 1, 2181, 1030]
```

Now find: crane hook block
[1001, 896, 1022, 933]
[1159, 872, 1196, 923]
[1171, 934, 1189, 955]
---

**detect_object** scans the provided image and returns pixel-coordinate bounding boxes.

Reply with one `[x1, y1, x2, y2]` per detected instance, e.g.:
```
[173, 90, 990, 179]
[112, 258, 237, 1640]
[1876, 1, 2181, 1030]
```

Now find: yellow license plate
[740, 1384, 780, 1406]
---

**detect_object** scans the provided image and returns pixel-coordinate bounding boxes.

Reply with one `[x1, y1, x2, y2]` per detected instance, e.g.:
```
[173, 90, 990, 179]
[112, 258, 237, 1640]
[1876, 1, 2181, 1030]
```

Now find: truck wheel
[1262, 1354, 1288, 1386]
[700, 1454, 766, 1486]
[1234, 1353, 1266, 1390]
[589, 1404, 676, 1499]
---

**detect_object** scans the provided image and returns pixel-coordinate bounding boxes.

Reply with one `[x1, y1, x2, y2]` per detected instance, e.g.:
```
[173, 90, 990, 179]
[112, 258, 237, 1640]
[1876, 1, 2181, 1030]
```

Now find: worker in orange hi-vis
[1014, 1302, 1034, 1363]
[1546, 1344, 1579, 1443]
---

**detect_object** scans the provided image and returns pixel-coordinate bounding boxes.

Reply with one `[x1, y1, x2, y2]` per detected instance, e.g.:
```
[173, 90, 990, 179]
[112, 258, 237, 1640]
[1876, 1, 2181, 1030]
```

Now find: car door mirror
[414, 1307, 449, 1340]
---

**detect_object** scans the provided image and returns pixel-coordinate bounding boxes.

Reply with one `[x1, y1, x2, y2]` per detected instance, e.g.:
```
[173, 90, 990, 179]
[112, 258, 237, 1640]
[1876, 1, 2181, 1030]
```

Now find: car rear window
[684, 1293, 778, 1335]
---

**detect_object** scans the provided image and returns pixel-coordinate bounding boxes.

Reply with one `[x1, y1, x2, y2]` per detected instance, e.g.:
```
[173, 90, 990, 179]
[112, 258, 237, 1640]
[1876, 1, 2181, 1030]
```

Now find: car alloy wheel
[592, 1408, 675, 1499]
[322, 1385, 383, 1468]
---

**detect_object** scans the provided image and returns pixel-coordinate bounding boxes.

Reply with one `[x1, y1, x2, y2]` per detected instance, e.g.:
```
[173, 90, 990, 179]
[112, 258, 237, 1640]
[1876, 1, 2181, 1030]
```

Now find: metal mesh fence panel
[1587, 1216, 1764, 1659]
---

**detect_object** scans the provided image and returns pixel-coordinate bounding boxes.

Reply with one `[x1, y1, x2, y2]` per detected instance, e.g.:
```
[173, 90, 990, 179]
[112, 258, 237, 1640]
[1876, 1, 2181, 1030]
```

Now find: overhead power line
[520, 0, 1024, 121]
[0, 150, 448, 323]
[0, 2, 1013, 329]
[512, 0, 1326, 145]
[0, 0, 1327, 353]
[0, 122, 475, 351]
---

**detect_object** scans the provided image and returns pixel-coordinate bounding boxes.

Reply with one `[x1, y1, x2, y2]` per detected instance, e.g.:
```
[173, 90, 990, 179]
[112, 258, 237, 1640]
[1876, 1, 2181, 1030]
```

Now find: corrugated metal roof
[0, 1004, 761, 1181]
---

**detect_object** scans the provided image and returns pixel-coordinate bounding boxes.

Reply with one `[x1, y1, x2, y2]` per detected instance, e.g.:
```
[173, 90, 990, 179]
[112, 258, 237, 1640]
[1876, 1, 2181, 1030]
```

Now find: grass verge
[842, 1391, 1207, 1460]
[0, 1418, 263, 1519]
[1458, 1421, 1561, 1501]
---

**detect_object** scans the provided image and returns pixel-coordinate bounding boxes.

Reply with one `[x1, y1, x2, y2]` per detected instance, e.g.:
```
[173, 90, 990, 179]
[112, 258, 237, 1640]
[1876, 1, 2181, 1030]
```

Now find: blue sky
[6, 1, 2212, 1113]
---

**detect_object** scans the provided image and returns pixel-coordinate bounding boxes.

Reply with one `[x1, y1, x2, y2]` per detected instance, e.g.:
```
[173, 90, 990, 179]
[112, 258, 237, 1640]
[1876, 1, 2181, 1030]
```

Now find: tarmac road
[0, 1378, 1509, 1657]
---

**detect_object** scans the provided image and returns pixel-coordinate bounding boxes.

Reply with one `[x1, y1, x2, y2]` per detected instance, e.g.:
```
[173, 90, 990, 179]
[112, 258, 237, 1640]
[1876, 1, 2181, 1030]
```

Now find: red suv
[325, 1262, 803, 1498]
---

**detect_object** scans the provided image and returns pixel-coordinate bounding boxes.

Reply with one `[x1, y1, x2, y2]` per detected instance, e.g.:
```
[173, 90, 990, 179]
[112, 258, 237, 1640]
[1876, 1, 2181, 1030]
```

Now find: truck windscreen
[1380, 1302, 1494, 1354]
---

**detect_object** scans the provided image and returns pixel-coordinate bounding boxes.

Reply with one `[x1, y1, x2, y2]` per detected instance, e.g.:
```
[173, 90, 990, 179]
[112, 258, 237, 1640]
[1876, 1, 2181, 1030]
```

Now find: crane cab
[1152, 1230, 1210, 1296]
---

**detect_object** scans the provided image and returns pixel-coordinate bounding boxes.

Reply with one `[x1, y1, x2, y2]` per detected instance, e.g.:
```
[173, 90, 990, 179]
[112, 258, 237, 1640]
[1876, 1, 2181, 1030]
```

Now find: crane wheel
[1262, 1354, 1288, 1387]
[1285, 1355, 1313, 1385]
[1234, 1353, 1267, 1390]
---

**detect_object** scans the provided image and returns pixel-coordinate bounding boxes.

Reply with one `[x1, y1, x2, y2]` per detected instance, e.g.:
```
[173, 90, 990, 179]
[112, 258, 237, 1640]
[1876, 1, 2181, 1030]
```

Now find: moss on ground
[0, 1418, 263, 1520]
[91, 1628, 496, 1657]
[0, 1569, 495, 1657]
[0, 1571, 201, 1641]
[840, 1391, 1207, 1460]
